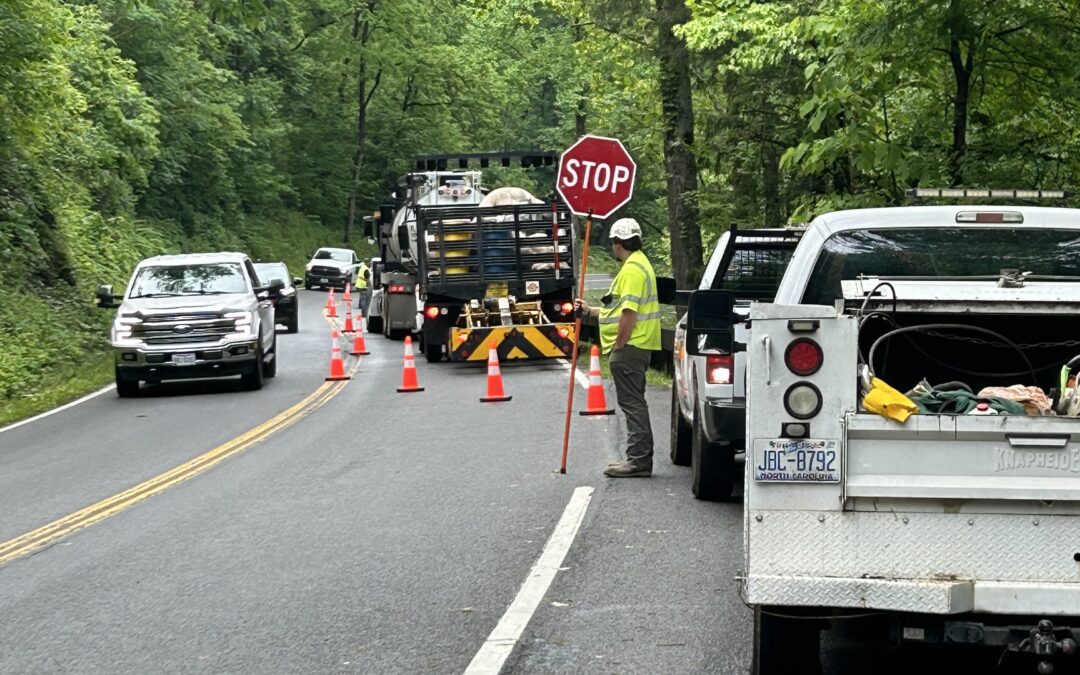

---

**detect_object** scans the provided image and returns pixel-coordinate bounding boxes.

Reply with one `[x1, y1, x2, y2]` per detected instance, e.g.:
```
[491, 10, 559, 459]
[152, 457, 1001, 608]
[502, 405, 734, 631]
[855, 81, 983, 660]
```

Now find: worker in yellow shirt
[575, 218, 662, 477]
[356, 259, 370, 317]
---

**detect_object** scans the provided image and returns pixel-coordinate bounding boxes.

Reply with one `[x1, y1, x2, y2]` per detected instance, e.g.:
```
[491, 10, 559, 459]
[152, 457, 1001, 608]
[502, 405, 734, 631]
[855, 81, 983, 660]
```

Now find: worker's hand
[573, 298, 589, 319]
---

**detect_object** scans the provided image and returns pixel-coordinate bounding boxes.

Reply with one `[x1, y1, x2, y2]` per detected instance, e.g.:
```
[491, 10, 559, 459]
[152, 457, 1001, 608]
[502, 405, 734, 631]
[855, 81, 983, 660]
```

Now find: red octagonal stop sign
[556, 134, 637, 219]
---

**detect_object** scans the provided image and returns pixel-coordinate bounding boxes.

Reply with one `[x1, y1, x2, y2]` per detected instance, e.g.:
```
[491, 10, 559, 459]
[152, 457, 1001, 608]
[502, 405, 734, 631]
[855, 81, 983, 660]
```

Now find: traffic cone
[350, 329, 370, 356]
[397, 336, 424, 393]
[579, 345, 615, 415]
[326, 328, 350, 381]
[343, 303, 356, 334]
[326, 288, 338, 318]
[343, 282, 352, 305]
[480, 342, 512, 402]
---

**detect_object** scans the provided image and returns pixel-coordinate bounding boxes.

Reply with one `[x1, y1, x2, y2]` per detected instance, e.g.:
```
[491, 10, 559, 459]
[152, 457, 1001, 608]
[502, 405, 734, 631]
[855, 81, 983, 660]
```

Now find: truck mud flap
[450, 324, 575, 362]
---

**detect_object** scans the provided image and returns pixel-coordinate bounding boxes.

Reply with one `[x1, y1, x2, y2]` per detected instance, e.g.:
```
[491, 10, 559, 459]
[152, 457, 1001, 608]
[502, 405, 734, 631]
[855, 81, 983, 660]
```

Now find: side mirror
[397, 226, 409, 255]
[685, 289, 736, 356]
[656, 277, 677, 305]
[269, 278, 285, 292]
[95, 284, 118, 309]
[293, 277, 303, 286]
[362, 215, 375, 238]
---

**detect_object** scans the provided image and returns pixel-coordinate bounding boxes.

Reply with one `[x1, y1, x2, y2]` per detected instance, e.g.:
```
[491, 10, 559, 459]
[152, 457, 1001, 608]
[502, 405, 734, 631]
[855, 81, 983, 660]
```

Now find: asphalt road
[0, 291, 1032, 674]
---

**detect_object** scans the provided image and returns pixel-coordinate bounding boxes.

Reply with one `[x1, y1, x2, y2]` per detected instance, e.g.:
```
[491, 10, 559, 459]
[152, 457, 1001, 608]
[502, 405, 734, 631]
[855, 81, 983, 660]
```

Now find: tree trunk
[947, 0, 972, 187]
[345, 3, 379, 244]
[760, 93, 782, 227]
[655, 0, 703, 288]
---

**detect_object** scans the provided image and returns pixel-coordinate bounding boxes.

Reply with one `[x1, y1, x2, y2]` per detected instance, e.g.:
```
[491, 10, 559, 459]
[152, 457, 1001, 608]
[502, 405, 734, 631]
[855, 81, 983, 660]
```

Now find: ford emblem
[173, 324, 193, 334]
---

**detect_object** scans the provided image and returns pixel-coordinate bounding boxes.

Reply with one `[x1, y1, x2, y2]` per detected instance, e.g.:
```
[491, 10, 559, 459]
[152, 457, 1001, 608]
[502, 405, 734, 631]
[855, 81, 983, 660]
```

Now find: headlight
[226, 310, 256, 336]
[305, 263, 314, 272]
[112, 316, 140, 345]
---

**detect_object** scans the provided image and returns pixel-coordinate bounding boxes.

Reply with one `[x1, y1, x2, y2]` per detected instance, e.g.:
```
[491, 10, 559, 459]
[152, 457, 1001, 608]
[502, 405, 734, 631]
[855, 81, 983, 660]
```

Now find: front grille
[133, 314, 236, 345]
[310, 266, 343, 277]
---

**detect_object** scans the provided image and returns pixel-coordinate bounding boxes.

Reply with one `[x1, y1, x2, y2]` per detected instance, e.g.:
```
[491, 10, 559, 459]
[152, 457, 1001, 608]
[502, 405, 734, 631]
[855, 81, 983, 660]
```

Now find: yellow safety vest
[599, 250, 661, 354]
[356, 262, 369, 290]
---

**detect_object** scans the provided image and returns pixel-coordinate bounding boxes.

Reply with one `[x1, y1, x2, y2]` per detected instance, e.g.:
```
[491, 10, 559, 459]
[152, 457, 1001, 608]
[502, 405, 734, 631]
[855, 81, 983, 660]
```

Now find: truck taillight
[785, 338, 823, 376]
[559, 302, 573, 315]
[706, 354, 734, 384]
[425, 306, 440, 319]
[389, 284, 407, 293]
[784, 382, 823, 419]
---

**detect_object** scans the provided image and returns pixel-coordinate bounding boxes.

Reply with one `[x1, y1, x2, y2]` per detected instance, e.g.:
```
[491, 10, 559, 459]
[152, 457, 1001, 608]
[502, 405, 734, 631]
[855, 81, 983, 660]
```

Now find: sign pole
[560, 209, 593, 474]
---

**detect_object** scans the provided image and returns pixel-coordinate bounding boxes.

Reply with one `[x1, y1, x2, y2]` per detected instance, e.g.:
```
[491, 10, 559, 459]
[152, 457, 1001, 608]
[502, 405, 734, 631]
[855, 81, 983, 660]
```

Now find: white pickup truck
[687, 204, 1080, 674]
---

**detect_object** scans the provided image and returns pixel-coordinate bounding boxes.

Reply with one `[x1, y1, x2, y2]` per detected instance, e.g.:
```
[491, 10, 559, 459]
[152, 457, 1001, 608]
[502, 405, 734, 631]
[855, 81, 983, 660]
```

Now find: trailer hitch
[1012, 620, 1077, 674]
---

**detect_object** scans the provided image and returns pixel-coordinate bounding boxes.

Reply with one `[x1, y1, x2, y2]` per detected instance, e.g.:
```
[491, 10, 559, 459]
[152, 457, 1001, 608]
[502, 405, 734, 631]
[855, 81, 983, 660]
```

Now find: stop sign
[556, 134, 637, 219]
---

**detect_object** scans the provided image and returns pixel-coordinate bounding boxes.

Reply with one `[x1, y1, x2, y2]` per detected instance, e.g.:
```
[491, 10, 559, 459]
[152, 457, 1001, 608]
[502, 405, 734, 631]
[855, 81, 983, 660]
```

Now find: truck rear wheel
[115, 370, 140, 398]
[691, 400, 735, 500]
[669, 386, 692, 466]
[366, 315, 382, 334]
[752, 607, 821, 675]
[425, 342, 444, 363]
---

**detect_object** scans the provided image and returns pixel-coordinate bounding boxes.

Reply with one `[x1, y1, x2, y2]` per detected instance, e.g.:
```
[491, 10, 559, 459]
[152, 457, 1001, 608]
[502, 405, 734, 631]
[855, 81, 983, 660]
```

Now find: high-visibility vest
[356, 262, 369, 289]
[598, 250, 661, 354]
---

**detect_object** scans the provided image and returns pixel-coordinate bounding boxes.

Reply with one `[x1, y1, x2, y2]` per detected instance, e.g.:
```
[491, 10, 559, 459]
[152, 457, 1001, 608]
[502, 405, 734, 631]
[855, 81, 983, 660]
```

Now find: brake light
[558, 327, 570, 338]
[425, 306, 440, 319]
[559, 302, 573, 315]
[706, 354, 733, 384]
[389, 284, 407, 293]
[785, 338, 823, 376]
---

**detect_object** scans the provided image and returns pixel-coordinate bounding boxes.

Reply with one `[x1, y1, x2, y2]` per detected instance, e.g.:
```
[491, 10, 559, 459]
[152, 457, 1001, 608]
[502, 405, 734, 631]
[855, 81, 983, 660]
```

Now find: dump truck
[367, 152, 577, 363]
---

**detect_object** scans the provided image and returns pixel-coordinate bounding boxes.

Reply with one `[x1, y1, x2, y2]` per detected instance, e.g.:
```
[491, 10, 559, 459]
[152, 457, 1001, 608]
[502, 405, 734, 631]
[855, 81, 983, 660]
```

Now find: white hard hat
[608, 217, 642, 240]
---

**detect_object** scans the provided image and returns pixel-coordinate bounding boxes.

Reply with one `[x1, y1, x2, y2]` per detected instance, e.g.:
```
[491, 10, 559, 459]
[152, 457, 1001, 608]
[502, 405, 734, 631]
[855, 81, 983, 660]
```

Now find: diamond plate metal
[746, 574, 973, 613]
[749, 510, 1080, 582]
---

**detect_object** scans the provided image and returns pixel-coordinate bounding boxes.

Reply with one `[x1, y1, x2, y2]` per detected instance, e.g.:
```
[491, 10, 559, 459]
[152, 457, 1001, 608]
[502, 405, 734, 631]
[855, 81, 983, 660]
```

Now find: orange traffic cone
[343, 303, 356, 334]
[326, 328, 350, 381]
[343, 282, 352, 305]
[326, 288, 338, 318]
[579, 344, 614, 415]
[350, 329, 370, 356]
[480, 342, 512, 402]
[397, 336, 424, 393]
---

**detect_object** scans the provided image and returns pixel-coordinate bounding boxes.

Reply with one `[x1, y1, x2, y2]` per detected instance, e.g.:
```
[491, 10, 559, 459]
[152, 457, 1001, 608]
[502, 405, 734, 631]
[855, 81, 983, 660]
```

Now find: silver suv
[672, 227, 800, 499]
[96, 252, 280, 397]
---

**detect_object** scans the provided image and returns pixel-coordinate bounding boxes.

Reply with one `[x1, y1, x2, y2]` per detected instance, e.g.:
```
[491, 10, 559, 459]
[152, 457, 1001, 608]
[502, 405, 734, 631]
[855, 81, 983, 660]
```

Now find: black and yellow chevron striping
[450, 324, 575, 362]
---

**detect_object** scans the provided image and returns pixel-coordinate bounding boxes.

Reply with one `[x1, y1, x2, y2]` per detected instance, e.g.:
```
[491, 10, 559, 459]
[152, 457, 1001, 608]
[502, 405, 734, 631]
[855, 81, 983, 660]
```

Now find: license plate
[754, 439, 840, 483]
[173, 353, 196, 366]
[320, 278, 329, 283]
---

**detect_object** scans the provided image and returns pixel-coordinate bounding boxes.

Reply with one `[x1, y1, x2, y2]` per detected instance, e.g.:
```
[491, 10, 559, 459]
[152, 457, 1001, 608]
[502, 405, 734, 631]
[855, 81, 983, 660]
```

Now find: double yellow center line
[0, 325, 359, 566]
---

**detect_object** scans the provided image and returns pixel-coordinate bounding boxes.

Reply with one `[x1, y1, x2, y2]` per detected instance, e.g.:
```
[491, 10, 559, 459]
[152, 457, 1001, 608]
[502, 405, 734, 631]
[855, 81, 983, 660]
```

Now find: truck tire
[115, 370, 139, 398]
[388, 328, 409, 341]
[670, 386, 692, 466]
[425, 342, 443, 363]
[263, 337, 277, 378]
[366, 315, 383, 334]
[287, 311, 298, 334]
[691, 399, 735, 500]
[241, 349, 265, 391]
[752, 607, 821, 675]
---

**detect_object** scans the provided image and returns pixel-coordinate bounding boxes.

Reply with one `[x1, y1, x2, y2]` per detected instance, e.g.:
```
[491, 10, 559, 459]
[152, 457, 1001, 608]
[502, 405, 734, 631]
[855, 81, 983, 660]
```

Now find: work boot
[604, 460, 651, 478]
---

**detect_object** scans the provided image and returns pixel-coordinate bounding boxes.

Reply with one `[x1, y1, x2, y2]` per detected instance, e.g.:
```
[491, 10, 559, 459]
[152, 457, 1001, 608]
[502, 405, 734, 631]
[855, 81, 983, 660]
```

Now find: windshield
[314, 250, 352, 263]
[254, 263, 287, 285]
[804, 227, 1080, 305]
[129, 263, 248, 298]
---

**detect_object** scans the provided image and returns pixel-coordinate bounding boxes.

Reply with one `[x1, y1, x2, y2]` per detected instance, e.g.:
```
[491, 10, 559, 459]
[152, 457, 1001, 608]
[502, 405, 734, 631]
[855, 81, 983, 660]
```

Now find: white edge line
[463, 485, 595, 675]
[0, 384, 116, 436]
[561, 360, 592, 391]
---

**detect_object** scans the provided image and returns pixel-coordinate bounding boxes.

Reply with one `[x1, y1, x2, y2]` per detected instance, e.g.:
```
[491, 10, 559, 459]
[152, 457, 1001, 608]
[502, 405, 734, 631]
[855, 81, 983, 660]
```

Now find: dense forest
[3, 0, 1080, 413]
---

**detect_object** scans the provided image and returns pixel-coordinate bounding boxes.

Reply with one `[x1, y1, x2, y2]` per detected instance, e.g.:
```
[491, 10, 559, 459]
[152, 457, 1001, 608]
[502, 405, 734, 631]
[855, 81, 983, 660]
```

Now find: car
[254, 261, 301, 333]
[304, 247, 361, 290]
[95, 252, 280, 397]
[671, 226, 801, 500]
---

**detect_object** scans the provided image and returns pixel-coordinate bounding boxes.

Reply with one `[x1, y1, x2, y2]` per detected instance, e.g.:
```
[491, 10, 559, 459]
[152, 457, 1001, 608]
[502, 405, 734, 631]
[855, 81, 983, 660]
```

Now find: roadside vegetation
[4, 0, 1080, 420]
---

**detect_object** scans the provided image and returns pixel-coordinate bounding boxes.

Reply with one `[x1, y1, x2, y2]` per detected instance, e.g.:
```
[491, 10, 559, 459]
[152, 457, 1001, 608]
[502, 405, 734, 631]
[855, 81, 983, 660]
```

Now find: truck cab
[687, 204, 1080, 674]
[96, 252, 279, 397]
[671, 227, 800, 500]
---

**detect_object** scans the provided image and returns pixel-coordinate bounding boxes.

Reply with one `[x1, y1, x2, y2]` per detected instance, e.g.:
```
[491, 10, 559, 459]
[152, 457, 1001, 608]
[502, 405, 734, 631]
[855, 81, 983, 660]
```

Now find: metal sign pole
[560, 210, 593, 474]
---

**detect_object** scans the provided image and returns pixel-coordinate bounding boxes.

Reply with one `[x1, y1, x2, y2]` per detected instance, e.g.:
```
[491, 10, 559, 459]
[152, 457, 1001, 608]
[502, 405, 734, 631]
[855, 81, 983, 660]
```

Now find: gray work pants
[609, 345, 654, 468]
